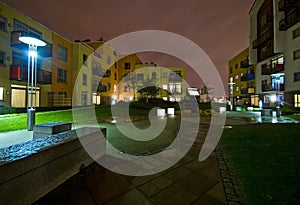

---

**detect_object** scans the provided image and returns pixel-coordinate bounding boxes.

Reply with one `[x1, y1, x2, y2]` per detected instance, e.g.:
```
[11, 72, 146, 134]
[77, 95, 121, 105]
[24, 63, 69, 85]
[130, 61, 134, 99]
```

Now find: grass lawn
[0, 105, 150, 132]
[286, 114, 300, 121]
[221, 123, 300, 205]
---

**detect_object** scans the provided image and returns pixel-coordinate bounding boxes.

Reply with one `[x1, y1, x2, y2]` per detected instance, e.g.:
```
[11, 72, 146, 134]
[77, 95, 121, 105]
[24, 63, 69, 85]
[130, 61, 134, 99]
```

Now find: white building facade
[249, 0, 300, 108]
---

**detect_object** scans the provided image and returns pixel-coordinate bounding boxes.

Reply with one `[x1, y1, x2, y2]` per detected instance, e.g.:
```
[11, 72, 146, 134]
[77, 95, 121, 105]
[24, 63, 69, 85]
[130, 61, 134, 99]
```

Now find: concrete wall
[0, 127, 106, 205]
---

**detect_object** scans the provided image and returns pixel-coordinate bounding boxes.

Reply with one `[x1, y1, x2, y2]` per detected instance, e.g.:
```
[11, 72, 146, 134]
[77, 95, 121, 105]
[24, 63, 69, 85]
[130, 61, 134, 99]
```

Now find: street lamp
[228, 78, 236, 111]
[271, 72, 284, 118]
[18, 36, 46, 131]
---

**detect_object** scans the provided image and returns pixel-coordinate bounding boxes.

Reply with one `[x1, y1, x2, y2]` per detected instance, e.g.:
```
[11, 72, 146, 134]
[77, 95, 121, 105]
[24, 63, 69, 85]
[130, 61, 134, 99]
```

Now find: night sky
[2, 0, 255, 91]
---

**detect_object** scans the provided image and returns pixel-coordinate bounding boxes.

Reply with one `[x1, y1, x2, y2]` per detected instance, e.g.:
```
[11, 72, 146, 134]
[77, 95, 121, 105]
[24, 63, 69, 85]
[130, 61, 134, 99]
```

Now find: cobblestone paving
[215, 146, 246, 205]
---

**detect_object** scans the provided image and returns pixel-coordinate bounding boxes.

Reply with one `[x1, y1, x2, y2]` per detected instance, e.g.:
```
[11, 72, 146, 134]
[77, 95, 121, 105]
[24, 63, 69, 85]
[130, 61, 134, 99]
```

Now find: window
[83, 54, 88, 66]
[103, 70, 111, 77]
[169, 83, 182, 94]
[152, 72, 156, 80]
[92, 78, 100, 92]
[163, 72, 168, 78]
[137, 73, 144, 81]
[13, 19, 41, 38]
[82, 74, 88, 86]
[0, 15, 7, 32]
[235, 64, 238, 69]
[294, 72, 300, 82]
[230, 67, 233, 74]
[57, 68, 67, 83]
[81, 91, 88, 106]
[124, 62, 131, 69]
[92, 61, 102, 76]
[0, 87, 3, 101]
[106, 55, 111, 64]
[107, 83, 111, 91]
[293, 27, 300, 39]
[0, 51, 6, 66]
[293, 49, 300, 60]
[58, 45, 68, 61]
[162, 84, 168, 90]
[114, 73, 117, 80]
[124, 85, 130, 92]
[294, 94, 300, 107]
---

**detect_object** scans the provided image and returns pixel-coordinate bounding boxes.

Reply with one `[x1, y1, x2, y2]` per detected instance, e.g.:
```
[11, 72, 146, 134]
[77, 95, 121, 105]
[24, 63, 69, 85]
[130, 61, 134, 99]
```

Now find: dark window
[293, 49, 300, 60]
[83, 74, 88, 86]
[58, 45, 68, 61]
[294, 72, 300, 82]
[103, 70, 111, 78]
[0, 51, 6, 66]
[235, 64, 238, 69]
[0, 15, 7, 32]
[13, 19, 42, 38]
[293, 27, 300, 39]
[230, 67, 233, 74]
[57, 68, 67, 83]
[137, 73, 144, 81]
[124, 62, 131, 69]
[83, 54, 88, 66]
[114, 73, 117, 80]
[124, 85, 130, 92]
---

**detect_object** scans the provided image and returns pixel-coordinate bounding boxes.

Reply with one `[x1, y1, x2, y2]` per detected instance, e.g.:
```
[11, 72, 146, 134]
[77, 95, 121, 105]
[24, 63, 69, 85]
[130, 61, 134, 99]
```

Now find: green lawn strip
[221, 124, 300, 205]
[0, 105, 154, 132]
[286, 114, 300, 121]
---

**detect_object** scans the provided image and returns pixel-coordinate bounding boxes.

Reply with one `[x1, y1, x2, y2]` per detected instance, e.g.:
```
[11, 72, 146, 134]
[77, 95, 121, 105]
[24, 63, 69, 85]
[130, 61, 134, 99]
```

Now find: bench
[33, 122, 72, 139]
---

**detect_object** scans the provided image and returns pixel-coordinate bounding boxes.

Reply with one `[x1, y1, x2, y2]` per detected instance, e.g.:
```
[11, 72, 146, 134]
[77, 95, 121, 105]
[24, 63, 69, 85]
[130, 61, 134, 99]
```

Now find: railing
[240, 59, 250, 68]
[253, 28, 273, 49]
[261, 64, 284, 75]
[262, 83, 285, 92]
[11, 31, 52, 57]
[279, 9, 300, 30]
[10, 65, 52, 84]
[48, 98, 72, 107]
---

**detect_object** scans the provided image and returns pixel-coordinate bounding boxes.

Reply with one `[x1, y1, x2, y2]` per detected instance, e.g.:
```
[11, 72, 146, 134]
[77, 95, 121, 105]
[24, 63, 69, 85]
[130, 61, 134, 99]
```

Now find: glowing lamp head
[18, 36, 46, 47]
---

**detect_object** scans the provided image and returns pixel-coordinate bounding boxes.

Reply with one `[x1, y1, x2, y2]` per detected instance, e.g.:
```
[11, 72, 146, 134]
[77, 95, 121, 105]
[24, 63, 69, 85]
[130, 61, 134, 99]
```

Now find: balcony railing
[253, 28, 273, 49]
[262, 64, 284, 75]
[279, 0, 297, 11]
[11, 31, 52, 57]
[262, 83, 285, 92]
[240, 87, 255, 95]
[10, 65, 52, 84]
[279, 9, 300, 30]
[240, 59, 250, 68]
[241, 73, 255, 81]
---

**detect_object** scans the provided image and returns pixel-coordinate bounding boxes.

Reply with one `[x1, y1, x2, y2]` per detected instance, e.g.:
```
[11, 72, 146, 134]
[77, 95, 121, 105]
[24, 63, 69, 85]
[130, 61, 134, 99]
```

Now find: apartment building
[0, 1, 53, 108]
[0, 1, 188, 108]
[249, 0, 300, 108]
[228, 48, 257, 107]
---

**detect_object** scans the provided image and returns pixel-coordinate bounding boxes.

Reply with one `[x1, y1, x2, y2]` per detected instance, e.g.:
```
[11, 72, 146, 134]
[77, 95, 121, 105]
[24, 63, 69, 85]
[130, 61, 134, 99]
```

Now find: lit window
[162, 84, 168, 90]
[294, 94, 300, 108]
[0, 87, 4, 101]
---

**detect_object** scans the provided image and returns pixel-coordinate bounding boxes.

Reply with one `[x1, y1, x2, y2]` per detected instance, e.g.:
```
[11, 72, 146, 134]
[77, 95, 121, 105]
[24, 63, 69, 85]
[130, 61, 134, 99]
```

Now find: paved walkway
[35, 125, 228, 205]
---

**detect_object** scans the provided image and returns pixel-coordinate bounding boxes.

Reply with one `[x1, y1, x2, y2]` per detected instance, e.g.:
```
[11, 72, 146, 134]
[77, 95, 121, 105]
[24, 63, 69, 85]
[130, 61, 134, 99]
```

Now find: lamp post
[271, 73, 283, 118]
[18, 36, 46, 131]
[228, 78, 236, 111]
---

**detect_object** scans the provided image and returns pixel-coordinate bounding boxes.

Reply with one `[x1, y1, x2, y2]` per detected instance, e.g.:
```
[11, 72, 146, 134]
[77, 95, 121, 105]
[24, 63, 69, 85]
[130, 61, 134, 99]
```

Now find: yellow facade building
[228, 48, 258, 107]
[0, 2, 188, 109]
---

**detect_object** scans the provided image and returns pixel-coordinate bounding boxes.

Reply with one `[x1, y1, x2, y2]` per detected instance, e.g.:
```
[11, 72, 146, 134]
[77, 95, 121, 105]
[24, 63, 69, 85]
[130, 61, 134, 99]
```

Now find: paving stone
[84, 170, 131, 204]
[138, 182, 161, 198]
[151, 176, 173, 189]
[207, 182, 227, 204]
[150, 183, 198, 205]
[104, 188, 153, 205]
[192, 194, 226, 205]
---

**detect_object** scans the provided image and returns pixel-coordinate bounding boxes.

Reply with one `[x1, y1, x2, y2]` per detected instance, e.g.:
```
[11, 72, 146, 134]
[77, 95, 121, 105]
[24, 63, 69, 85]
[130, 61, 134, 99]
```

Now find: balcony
[240, 87, 255, 95]
[11, 31, 52, 57]
[241, 73, 255, 82]
[253, 28, 273, 49]
[240, 59, 250, 68]
[262, 83, 285, 92]
[10, 65, 52, 84]
[279, 9, 300, 30]
[279, 0, 297, 11]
